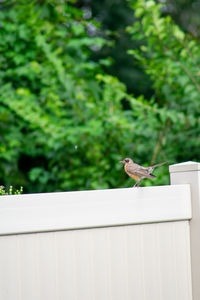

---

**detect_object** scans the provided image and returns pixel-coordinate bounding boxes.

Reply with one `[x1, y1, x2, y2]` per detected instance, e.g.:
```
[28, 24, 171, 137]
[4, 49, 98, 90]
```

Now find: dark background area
[76, 0, 200, 96]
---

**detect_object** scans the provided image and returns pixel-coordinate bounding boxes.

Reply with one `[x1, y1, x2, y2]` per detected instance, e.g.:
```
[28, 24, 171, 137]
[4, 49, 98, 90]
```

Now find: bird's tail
[150, 161, 168, 168]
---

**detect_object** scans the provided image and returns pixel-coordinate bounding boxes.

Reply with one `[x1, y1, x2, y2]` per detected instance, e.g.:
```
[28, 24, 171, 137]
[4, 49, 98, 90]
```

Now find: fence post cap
[169, 161, 200, 173]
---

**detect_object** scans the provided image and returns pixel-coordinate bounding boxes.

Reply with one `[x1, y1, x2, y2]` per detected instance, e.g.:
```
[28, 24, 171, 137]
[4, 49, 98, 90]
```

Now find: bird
[120, 158, 167, 187]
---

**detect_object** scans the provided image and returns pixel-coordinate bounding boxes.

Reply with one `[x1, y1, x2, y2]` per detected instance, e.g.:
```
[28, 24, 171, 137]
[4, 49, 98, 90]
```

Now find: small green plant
[0, 185, 23, 196]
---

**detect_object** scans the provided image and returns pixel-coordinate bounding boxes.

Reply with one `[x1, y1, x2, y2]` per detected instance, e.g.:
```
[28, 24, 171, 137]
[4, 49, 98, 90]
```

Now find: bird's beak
[120, 160, 124, 164]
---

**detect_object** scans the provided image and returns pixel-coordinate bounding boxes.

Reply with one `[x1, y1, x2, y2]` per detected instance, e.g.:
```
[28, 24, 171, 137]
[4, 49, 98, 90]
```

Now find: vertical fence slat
[170, 161, 200, 300]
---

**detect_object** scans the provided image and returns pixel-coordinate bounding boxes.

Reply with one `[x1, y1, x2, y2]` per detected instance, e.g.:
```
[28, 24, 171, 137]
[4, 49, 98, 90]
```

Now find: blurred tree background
[0, 0, 200, 193]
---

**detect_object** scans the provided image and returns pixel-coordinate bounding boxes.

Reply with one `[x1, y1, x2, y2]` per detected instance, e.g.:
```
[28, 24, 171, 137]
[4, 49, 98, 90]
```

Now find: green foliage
[0, 185, 23, 196]
[1, 0, 199, 191]
[0, 0, 145, 191]
[159, 0, 200, 38]
[126, 0, 200, 168]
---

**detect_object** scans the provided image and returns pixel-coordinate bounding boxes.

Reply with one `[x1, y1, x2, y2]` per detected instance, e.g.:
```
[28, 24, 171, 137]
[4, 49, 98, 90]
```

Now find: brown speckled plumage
[120, 158, 167, 187]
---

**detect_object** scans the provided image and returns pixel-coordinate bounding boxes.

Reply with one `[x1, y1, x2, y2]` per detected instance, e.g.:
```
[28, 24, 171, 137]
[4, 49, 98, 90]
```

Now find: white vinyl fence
[0, 161, 199, 300]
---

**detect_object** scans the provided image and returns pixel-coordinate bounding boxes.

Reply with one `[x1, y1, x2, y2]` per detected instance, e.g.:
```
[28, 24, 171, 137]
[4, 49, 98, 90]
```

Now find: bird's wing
[127, 163, 150, 177]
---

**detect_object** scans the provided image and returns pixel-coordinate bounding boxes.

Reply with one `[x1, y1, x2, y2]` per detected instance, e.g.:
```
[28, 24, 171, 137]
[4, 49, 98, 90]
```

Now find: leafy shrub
[0, 0, 198, 191]
[126, 0, 200, 166]
[0, 1, 141, 191]
[0, 185, 23, 195]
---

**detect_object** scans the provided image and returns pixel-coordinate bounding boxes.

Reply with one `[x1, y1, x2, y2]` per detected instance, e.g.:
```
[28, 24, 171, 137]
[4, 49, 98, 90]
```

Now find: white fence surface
[0, 161, 199, 300]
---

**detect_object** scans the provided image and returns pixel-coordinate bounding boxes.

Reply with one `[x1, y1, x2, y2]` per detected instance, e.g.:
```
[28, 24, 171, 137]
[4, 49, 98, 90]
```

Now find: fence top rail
[170, 161, 200, 173]
[0, 185, 191, 235]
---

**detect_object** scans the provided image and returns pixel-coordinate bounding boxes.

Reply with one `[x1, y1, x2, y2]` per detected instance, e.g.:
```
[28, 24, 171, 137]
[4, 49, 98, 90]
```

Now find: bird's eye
[125, 159, 129, 163]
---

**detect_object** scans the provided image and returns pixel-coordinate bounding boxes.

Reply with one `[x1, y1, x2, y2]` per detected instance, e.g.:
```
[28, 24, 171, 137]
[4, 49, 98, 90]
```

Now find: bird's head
[120, 158, 133, 165]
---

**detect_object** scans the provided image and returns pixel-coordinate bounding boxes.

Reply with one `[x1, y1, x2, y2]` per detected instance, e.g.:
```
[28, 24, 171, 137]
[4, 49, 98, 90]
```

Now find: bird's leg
[133, 177, 143, 188]
[133, 178, 140, 187]
[133, 181, 138, 187]
[137, 177, 143, 187]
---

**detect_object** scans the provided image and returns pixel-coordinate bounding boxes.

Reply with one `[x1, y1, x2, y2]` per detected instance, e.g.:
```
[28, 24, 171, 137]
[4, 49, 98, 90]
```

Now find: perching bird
[120, 158, 167, 187]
